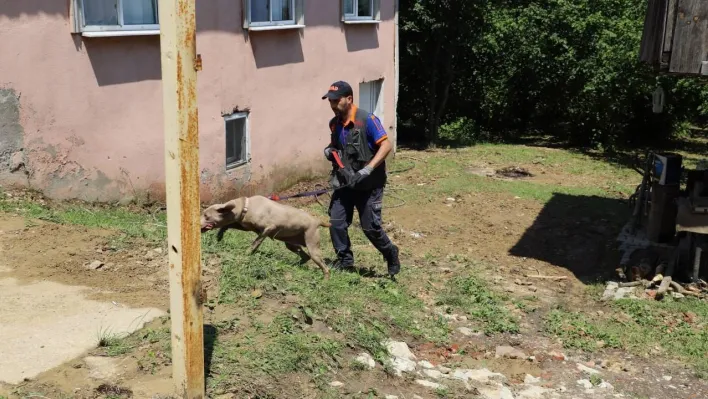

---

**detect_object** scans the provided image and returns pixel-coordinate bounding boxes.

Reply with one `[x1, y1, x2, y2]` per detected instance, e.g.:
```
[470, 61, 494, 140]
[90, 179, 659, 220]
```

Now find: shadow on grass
[509, 192, 630, 283]
[204, 324, 218, 378]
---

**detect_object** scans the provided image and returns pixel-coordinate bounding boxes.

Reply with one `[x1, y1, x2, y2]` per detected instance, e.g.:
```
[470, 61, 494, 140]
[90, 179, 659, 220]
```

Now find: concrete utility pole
[157, 0, 205, 397]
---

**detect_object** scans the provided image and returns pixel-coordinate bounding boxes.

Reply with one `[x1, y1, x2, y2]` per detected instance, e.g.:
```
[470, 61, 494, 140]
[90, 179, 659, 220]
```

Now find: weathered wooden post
[157, 0, 205, 397]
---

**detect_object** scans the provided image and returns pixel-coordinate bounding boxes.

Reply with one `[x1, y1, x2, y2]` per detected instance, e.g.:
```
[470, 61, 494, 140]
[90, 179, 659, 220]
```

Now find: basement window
[72, 0, 160, 37]
[225, 112, 250, 170]
[342, 0, 381, 23]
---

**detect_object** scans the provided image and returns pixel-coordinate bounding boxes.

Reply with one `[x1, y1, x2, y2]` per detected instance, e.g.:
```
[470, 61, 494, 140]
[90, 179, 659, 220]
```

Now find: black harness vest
[329, 109, 387, 191]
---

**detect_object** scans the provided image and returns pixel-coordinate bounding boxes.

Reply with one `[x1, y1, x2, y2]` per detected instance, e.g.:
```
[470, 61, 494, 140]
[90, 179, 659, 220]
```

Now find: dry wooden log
[619, 280, 651, 288]
[669, 281, 704, 298]
[685, 284, 701, 293]
[656, 249, 677, 300]
[657, 276, 673, 298]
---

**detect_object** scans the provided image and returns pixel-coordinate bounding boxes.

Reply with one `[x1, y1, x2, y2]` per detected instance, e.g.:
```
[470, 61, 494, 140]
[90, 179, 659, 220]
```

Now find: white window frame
[342, 0, 381, 24]
[359, 78, 385, 128]
[242, 0, 305, 31]
[71, 0, 160, 37]
[224, 112, 251, 170]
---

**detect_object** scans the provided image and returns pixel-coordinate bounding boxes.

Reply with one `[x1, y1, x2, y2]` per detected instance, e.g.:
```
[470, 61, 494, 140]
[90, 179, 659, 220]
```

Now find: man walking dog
[322, 81, 401, 278]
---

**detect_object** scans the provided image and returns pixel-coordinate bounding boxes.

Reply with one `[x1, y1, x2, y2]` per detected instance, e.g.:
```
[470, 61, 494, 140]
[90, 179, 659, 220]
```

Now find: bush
[398, 0, 708, 149]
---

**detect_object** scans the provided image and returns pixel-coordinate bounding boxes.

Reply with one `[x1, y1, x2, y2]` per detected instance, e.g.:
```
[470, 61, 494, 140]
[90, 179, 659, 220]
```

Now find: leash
[267, 152, 413, 208]
[269, 152, 345, 202]
[268, 188, 331, 202]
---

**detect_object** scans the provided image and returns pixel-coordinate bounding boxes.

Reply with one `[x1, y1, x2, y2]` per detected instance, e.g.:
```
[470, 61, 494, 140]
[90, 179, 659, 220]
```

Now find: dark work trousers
[328, 187, 395, 266]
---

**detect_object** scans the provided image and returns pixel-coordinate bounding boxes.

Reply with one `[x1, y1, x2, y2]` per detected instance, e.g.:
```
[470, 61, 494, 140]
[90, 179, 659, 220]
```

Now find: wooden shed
[640, 0, 708, 75]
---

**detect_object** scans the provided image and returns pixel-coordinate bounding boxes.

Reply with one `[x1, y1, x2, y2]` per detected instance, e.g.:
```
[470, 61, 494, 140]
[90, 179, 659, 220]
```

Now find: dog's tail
[320, 221, 331, 228]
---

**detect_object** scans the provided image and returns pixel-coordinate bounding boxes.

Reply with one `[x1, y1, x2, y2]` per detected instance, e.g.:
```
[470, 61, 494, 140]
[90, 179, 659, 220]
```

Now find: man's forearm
[366, 139, 392, 169]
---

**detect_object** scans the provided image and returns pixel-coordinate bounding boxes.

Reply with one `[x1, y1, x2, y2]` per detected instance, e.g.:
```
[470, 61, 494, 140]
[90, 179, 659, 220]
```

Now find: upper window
[342, 0, 380, 22]
[74, 0, 160, 36]
[243, 0, 305, 31]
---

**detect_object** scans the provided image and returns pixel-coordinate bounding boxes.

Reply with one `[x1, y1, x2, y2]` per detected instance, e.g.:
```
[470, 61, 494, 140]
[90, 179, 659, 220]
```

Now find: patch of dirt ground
[0, 215, 170, 309]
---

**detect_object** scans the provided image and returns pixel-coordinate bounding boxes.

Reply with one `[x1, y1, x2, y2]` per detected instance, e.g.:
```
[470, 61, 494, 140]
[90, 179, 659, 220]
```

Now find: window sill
[226, 161, 249, 172]
[343, 19, 380, 25]
[248, 24, 305, 32]
[81, 30, 160, 38]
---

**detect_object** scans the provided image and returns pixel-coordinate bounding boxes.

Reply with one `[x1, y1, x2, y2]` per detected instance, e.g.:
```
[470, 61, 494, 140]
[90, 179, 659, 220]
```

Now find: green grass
[395, 145, 637, 205]
[0, 194, 165, 247]
[436, 274, 519, 334]
[97, 327, 132, 357]
[545, 298, 708, 377]
[201, 225, 452, 392]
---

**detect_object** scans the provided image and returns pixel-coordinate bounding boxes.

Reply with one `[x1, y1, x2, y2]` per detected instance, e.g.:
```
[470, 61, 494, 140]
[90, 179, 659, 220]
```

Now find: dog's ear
[218, 200, 237, 214]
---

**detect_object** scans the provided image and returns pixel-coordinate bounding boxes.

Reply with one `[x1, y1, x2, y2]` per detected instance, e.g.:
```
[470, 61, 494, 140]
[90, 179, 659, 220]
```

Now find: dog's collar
[236, 197, 249, 222]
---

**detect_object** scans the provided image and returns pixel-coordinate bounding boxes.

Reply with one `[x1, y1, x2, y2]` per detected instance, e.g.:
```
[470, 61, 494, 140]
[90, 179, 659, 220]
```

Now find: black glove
[324, 147, 335, 162]
[346, 166, 374, 188]
[337, 167, 356, 186]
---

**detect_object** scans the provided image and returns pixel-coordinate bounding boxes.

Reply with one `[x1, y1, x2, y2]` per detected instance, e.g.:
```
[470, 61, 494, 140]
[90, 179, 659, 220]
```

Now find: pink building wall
[0, 1, 397, 203]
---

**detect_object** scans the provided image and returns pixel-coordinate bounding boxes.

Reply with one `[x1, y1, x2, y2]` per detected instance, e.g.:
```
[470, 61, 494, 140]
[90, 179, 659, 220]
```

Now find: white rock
[459, 315, 468, 321]
[84, 356, 122, 380]
[576, 363, 601, 375]
[517, 385, 552, 399]
[384, 340, 416, 361]
[438, 365, 452, 373]
[418, 360, 435, 369]
[446, 197, 456, 202]
[391, 357, 417, 376]
[415, 379, 444, 390]
[451, 368, 506, 383]
[86, 260, 105, 270]
[329, 381, 344, 388]
[423, 369, 444, 380]
[524, 374, 541, 384]
[384, 340, 417, 376]
[577, 379, 593, 389]
[385, 396, 399, 399]
[599, 381, 614, 390]
[478, 383, 515, 399]
[614, 287, 635, 300]
[662, 375, 673, 381]
[601, 282, 619, 300]
[355, 352, 376, 370]
[458, 326, 483, 337]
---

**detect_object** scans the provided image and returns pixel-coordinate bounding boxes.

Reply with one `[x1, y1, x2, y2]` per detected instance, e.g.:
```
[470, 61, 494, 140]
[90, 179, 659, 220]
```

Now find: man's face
[329, 95, 352, 117]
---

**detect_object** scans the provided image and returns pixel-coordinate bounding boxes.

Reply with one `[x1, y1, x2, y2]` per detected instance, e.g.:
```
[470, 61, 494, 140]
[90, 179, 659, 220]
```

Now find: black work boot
[330, 258, 355, 272]
[385, 244, 401, 278]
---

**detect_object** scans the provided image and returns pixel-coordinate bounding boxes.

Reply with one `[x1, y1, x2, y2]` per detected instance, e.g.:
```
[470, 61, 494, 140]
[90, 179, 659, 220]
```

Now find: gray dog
[200, 195, 331, 279]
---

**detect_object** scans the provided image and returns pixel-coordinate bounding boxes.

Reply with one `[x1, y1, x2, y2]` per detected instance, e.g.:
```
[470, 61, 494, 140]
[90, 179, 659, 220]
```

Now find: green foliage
[436, 275, 519, 334]
[399, 0, 708, 149]
[544, 298, 708, 375]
